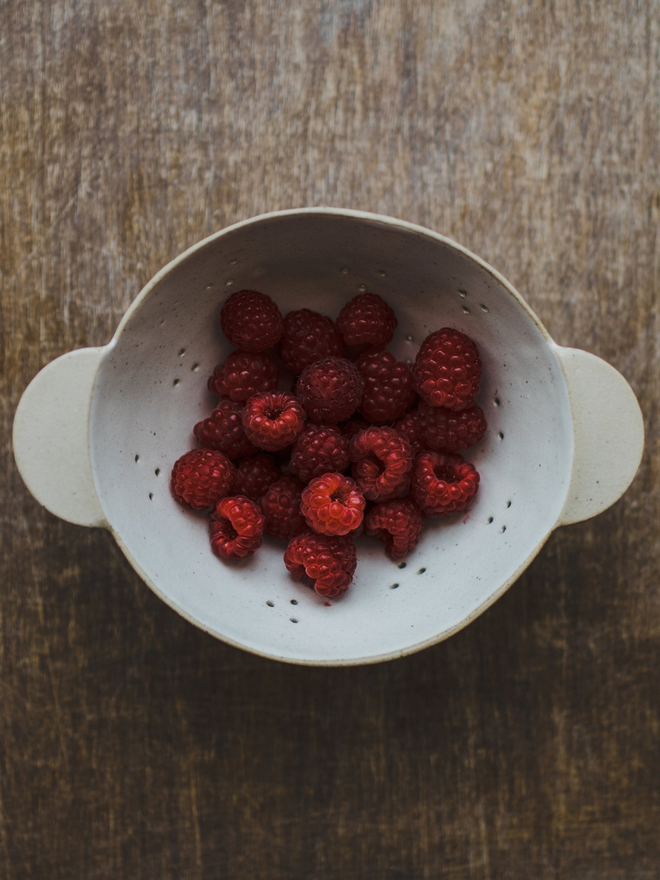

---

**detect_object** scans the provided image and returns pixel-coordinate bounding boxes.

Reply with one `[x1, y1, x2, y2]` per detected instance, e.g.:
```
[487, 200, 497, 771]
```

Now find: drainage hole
[341, 267, 349, 274]
[134, 454, 140, 463]
[500, 525, 507, 533]
[225, 279, 234, 287]
[149, 493, 153, 500]
[397, 561, 407, 569]
[266, 600, 274, 607]
[204, 282, 214, 289]
[378, 270, 387, 277]
[155, 468, 161, 476]
[497, 431, 504, 441]
[173, 378, 180, 387]
[191, 363, 200, 372]
[405, 335, 413, 342]
[487, 517, 494, 524]
[506, 500, 512, 508]
[417, 567, 426, 574]
[178, 348, 186, 356]
[480, 304, 489, 313]
[358, 283, 367, 292]
[494, 396, 501, 407]
[290, 617, 298, 623]
[458, 289, 468, 298]
[290, 599, 298, 605]
[462, 306, 471, 315]
[389, 583, 400, 590]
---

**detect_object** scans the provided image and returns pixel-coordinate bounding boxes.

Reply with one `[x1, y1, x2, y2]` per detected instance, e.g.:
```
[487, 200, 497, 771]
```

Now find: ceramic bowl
[13, 209, 644, 665]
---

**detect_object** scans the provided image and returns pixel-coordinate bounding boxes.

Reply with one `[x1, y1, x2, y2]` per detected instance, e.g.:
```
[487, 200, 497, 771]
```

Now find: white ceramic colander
[13, 209, 644, 666]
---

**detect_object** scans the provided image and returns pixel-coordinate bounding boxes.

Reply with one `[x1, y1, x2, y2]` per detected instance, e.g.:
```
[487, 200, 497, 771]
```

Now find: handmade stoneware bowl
[13, 209, 644, 665]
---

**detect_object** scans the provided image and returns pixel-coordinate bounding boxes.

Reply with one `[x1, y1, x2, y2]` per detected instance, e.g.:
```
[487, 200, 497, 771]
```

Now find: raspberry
[284, 531, 357, 598]
[194, 399, 257, 460]
[416, 401, 487, 452]
[375, 476, 411, 503]
[220, 290, 283, 352]
[412, 328, 482, 410]
[279, 309, 344, 374]
[232, 453, 281, 500]
[355, 348, 416, 424]
[410, 451, 480, 517]
[259, 476, 307, 540]
[289, 425, 350, 483]
[349, 426, 413, 502]
[242, 391, 306, 451]
[208, 350, 278, 402]
[392, 409, 424, 456]
[170, 449, 235, 511]
[365, 498, 425, 560]
[336, 292, 397, 346]
[339, 415, 371, 441]
[301, 473, 365, 536]
[209, 495, 265, 559]
[296, 357, 363, 425]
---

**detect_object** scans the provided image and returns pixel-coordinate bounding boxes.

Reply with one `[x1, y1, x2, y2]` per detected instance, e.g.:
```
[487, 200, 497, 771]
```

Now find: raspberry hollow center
[366, 452, 385, 476]
[433, 463, 453, 482]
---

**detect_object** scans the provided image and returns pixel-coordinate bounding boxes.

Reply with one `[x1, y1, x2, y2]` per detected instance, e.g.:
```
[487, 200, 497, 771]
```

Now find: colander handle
[13, 347, 109, 528]
[555, 346, 644, 526]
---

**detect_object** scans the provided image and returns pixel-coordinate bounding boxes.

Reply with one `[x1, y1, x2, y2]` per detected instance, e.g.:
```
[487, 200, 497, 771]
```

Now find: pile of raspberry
[171, 289, 486, 600]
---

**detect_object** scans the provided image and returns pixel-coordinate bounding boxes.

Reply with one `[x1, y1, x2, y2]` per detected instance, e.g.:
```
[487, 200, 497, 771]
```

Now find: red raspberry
[170, 449, 235, 511]
[350, 427, 413, 502]
[232, 453, 281, 500]
[208, 350, 278, 402]
[279, 309, 344, 374]
[194, 399, 257, 460]
[365, 498, 425, 560]
[209, 495, 265, 559]
[410, 451, 480, 517]
[259, 476, 307, 540]
[392, 409, 424, 456]
[416, 401, 487, 452]
[355, 348, 416, 424]
[284, 531, 357, 598]
[289, 425, 350, 483]
[220, 290, 283, 352]
[412, 328, 482, 410]
[375, 476, 411, 503]
[301, 473, 365, 536]
[336, 292, 397, 346]
[242, 391, 306, 451]
[296, 357, 363, 424]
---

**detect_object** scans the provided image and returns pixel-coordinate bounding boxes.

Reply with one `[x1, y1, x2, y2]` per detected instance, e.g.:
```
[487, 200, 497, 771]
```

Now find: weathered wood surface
[1, 1, 659, 877]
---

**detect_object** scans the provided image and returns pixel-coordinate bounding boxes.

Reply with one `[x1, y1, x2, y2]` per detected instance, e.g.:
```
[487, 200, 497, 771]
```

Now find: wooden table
[2, 2, 658, 877]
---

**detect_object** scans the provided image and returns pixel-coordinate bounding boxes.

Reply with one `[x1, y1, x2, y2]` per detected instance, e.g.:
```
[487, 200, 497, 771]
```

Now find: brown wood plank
[1, 1, 658, 877]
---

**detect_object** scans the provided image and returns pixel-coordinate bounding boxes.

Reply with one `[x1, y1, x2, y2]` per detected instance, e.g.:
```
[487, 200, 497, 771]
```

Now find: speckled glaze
[13, 209, 645, 665]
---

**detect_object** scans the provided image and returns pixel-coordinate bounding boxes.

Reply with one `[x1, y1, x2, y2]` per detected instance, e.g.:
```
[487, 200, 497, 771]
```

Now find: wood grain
[1, 1, 659, 877]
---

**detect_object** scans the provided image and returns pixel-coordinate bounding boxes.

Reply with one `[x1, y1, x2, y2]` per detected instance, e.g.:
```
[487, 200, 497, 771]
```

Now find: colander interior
[90, 211, 574, 664]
